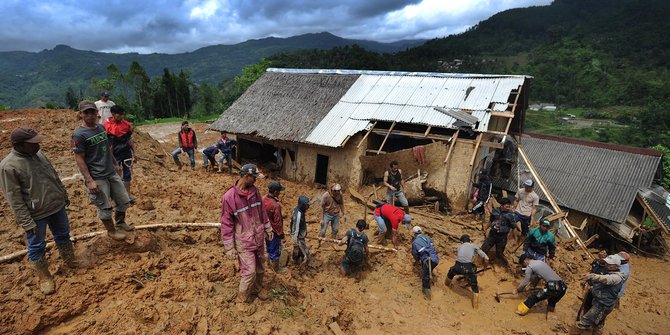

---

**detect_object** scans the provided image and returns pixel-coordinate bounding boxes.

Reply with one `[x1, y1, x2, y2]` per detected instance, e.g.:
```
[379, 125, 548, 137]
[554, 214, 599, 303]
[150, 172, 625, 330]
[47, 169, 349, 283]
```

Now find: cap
[523, 179, 534, 187]
[331, 183, 342, 191]
[100, 91, 110, 97]
[10, 127, 46, 144]
[603, 255, 621, 266]
[78, 100, 97, 113]
[540, 218, 551, 226]
[268, 181, 284, 192]
[402, 214, 412, 224]
[412, 226, 422, 234]
[460, 234, 471, 243]
[240, 163, 260, 177]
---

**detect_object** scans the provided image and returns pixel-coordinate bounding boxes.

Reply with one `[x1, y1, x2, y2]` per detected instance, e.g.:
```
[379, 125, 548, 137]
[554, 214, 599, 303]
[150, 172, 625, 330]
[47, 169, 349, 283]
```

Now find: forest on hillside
[47, 0, 670, 168]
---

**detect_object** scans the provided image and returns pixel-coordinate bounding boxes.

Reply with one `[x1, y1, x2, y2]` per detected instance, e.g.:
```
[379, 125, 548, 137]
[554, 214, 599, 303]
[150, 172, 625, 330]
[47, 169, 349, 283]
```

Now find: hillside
[0, 32, 424, 108]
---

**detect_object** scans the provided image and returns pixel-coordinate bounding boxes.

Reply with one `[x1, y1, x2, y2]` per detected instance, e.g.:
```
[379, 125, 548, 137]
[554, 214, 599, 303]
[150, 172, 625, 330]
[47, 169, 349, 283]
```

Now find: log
[307, 236, 398, 252]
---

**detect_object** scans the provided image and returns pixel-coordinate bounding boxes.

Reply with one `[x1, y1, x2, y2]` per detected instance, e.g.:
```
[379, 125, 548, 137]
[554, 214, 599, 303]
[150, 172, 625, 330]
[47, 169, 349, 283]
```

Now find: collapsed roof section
[210, 68, 531, 147]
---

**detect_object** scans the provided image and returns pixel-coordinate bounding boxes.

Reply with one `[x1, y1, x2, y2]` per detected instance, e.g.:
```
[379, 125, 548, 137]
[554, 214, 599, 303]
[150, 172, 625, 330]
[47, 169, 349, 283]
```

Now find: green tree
[651, 144, 670, 189]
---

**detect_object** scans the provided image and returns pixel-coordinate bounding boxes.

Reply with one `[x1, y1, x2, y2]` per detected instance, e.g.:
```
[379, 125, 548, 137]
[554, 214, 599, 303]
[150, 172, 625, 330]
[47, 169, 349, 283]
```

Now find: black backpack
[346, 231, 366, 264]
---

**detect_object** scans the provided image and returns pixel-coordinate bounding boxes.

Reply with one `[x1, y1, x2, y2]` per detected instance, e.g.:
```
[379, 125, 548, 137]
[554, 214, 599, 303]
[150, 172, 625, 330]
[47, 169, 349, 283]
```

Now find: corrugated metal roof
[493, 134, 662, 224]
[305, 73, 526, 147]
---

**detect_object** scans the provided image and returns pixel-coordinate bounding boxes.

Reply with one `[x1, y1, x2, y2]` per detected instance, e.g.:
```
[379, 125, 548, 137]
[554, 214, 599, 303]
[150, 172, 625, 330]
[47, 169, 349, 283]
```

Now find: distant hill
[0, 32, 424, 107]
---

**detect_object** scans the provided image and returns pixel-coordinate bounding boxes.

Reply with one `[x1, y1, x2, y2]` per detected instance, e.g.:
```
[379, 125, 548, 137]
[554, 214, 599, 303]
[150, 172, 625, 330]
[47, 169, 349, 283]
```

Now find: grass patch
[134, 113, 220, 126]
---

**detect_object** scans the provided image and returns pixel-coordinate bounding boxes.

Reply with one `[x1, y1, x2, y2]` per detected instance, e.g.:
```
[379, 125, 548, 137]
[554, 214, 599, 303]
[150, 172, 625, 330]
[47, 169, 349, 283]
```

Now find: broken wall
[444, 141, 477, 210]
[359, 141, 453, 201]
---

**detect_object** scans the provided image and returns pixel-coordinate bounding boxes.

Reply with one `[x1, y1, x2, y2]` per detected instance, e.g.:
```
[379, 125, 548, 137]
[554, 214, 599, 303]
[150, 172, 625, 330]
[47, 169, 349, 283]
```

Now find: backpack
[346, 231, 366, 264]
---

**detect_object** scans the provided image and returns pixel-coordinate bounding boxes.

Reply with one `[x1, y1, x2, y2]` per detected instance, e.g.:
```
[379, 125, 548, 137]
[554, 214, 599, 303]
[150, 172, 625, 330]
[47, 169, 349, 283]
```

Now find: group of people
[0, 95, 137, 294]
[0, 108, 632, 333]
[170, 121, 237, 173]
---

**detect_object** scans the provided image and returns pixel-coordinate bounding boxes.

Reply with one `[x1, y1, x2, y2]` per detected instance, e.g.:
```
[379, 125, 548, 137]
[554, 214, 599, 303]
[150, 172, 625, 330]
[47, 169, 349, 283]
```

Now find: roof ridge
[524, 133, 663, 157]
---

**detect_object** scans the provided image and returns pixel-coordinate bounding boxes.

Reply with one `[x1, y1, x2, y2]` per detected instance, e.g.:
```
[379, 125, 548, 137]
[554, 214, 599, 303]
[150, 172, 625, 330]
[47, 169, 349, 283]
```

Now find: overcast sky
[1, 0, 552, 54]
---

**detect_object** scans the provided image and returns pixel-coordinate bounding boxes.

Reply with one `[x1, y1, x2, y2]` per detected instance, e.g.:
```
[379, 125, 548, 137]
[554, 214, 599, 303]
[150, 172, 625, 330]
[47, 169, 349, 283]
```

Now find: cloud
[0, 0, 553, 53]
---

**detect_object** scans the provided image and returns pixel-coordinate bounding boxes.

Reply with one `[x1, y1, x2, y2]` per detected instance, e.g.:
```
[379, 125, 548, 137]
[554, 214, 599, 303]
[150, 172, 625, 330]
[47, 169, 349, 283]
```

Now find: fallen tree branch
[0, 222, 221, 264]
[305, 236, 398, 252]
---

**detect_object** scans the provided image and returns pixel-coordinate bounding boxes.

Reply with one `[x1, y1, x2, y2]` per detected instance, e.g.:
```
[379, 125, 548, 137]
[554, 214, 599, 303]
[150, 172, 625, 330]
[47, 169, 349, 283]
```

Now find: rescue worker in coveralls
[221, 163, 275, 303]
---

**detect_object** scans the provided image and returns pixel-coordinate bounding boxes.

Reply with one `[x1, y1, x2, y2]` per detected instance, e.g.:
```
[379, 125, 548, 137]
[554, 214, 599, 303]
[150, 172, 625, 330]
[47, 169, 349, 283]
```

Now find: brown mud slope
[1, 109, 669, 334]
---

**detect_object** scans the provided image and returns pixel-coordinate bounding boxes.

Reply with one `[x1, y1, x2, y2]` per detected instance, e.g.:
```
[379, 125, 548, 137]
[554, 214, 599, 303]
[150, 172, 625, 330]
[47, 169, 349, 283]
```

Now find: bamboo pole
[517, 146, 593, 259]
[307, 236, 398, 252]
[377, 121, 397, 154]
[0, 222, 222, 263]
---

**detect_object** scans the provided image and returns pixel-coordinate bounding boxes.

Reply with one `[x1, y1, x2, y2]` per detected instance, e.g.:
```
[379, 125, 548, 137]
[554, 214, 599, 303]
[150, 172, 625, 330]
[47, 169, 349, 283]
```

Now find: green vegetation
[651, 145, 670, 189]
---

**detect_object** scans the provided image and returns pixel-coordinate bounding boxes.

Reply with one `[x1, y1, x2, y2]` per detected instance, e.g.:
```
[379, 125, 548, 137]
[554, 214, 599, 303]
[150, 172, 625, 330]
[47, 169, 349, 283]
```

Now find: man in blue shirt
[216, 132, 237, 173]
[411, 226, 439, 300]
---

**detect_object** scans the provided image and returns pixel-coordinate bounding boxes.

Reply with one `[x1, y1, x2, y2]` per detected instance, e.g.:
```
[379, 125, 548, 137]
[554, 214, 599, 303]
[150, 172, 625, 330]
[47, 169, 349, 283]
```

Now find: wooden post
[424, 126, 432, 137]
[357, 121, 377, 148]
[518, 146, 593, 259]
[469, 133, 483, 167]
[377, 121, 396, 154]
[443, 130, 460, 195]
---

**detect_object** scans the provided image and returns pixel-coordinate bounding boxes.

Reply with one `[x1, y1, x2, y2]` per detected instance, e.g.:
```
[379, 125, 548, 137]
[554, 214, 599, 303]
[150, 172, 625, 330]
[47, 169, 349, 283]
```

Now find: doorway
[315, 154, 329, 185]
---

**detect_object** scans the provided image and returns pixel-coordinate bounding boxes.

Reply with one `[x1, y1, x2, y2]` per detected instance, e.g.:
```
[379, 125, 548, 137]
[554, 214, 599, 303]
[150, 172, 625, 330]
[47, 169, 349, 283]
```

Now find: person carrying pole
[339, 220, 369, 277]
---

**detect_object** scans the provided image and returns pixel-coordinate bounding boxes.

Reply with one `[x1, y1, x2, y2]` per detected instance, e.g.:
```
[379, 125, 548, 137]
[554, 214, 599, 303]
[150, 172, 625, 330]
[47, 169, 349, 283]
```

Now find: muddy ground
[0, 109, 669, 334]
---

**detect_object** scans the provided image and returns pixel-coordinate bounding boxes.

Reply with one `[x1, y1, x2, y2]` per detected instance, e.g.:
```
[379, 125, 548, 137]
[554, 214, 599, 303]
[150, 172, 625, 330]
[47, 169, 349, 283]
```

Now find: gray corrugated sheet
[638, 185, 670, 230]
[212, 68, 529, 147]
[306, 73, 526, 147]
[494, 134, 662, 224]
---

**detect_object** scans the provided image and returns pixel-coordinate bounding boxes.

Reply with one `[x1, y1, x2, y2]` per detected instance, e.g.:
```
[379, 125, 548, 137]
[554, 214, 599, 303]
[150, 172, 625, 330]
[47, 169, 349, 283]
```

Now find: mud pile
[0, 109, 668, 334]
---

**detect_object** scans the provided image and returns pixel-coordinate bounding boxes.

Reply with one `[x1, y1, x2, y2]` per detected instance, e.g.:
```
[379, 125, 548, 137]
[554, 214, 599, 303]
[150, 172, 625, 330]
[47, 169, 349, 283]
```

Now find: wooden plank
[443, 130, 460, 163]
[504, 85, 523, 134]
[469, 133, 483, 167]
[424, 125, 432, 137]
[490, 112, 515, 118]
[480, 141, 504, 149]
[366, 149, 386, 154]
[371, 129, 453, 142]
[377, 120, 395, 154]
[517, 145, 593, 259]
[486, 130, 507, 135]
[357, 121, 377, 148]
[636, 193, 669, 234]
[456, 139, 476, 145]
[545, 212, 567, 222]
[340, 135, 351, 148]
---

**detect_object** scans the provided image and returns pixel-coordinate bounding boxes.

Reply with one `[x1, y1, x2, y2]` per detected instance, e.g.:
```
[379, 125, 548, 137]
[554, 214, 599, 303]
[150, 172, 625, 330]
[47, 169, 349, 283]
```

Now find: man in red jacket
[263, 181, 285, 273]
[221, 164, 274, 303]
[171, 121, 197, 170]
[373, 201, 412, 248]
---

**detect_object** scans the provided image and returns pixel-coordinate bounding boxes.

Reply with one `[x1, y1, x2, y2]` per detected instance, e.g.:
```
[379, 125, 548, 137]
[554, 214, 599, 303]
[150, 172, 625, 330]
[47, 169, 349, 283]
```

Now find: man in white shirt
[94, 91, 115, 123]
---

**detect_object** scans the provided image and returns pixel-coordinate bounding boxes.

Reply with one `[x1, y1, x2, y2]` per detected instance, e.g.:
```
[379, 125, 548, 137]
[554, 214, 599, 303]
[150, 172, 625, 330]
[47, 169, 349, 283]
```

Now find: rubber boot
[236, 290, 252, 303]
[592, 326, 603, 335]
[547, 305, 556, 313]
[472, 293, 479, 309]
[174, 158, 182, 169]
[253, 273, 269, 301]
[102, 219, 127, 241]
[444, 276, 452, 287]
[56, 242, 80, 268]
[404, 206, 410, 215]
[515, 302, 530, 316]
[422, 288, 432, 300]
[114, 211, 134, 231]
[31, 257, 55, 295]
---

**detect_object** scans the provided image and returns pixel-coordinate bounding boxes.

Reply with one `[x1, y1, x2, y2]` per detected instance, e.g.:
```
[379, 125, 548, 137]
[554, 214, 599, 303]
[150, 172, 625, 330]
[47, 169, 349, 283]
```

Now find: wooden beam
[443, 130, 460, 164]
[340, 135, 351, 147]
[545, 212, 567, 222]
[486, 130, 507, 135]
[636, 193, 669, 234]
[490, 112, 515, 118]
[517, 145, 593, 259]
[424, 125, 432, 137]
[504, 85, 523, 135]
[366, 149, 387, 154]
[371, 129, 453, 142]
[376, 121, 396, 154]
[469, 133, 483, 167]
[357, 121, 377, 148]
[480, 141, 504, 149]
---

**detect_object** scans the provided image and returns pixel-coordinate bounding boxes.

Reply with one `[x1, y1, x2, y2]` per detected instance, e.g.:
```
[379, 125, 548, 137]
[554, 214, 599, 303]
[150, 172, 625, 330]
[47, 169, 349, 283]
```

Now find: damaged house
[210, 68, 531, 209]
[495, 133, 667, 254]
